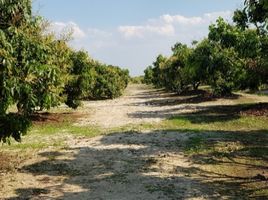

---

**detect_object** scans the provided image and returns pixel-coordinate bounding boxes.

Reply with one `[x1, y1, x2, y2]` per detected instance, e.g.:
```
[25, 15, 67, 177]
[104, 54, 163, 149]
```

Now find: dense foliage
[0, 0, 70, 142]
[144, 0, 268, 96]
[65, 50, 129, 109]
[130, 76, 144, 84]
[0, 0, 129, 143]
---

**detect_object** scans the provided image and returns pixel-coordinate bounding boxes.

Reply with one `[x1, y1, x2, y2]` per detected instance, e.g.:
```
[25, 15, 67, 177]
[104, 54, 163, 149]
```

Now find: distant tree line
[130, 76, 145, 84]
[0, 0, 129, 143]
[144, 0, 268, 96]
[65, 51, 129, 109]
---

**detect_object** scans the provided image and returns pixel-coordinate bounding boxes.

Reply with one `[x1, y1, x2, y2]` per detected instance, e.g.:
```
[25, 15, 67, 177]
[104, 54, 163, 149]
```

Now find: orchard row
[144, 0, 268, 96]
[0, 0, 129, 143]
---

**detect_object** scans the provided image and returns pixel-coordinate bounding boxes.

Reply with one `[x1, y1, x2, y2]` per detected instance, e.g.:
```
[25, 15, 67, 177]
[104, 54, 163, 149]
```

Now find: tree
[144, 66, 154, 84]
[208, 18, 246, 95]
[144, 44, 193, 94]
[0, 0, 72, 142]
[241, 0, 268, 85]
[0, 0, 32, 29]
[166, 43, 192, 93]
[233, 0, 268, 33]
[144, 2, 268, 96]
[151, 55, 168, 88]
[65, 51, 129, 103]
[233, 2, 268, 88]
[65, 50, 95, 108]
[0, 0, 129, 143]
[92, 65, 129, 99]
[187, 39, 211, 90]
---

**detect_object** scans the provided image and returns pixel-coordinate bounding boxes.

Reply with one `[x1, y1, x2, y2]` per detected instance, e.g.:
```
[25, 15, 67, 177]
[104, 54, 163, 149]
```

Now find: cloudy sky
[33, 0, 244, 76]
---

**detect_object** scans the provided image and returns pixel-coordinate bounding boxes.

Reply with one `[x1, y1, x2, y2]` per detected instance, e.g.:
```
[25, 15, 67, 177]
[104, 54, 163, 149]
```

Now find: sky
[33, 0, 244, 76]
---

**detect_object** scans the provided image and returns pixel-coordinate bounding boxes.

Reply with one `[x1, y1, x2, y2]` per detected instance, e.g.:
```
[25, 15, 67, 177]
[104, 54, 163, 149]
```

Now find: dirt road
[76, 84, 265, 128]
[1, 85, 268, 199]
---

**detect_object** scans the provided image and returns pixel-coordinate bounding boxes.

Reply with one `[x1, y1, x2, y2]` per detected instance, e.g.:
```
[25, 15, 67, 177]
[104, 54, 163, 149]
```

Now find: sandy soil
[75, 84, 267, 128]
[1, 85, 268, 200]
[0, 132, 237, 200]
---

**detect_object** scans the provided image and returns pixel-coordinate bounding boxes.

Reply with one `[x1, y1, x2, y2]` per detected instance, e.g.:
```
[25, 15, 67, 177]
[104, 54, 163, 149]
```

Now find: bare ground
[1, 84, 268, 200]
[75, 84, 268, 128]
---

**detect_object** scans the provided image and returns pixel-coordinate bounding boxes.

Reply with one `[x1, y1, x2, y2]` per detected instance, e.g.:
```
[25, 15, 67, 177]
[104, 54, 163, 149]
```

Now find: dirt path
[76, 84, 267, 128]
[76, 84, 179, 128]
[1, 85, 268, 200]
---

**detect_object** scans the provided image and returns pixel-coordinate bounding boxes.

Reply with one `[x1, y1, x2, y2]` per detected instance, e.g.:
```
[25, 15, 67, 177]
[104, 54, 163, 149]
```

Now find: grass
[115, 115, 268, 135]
[31, 122, 100, 137]
[184, 135, 207, 154]
[165, 115, 268, 131]
[2, 91, 267, 160]
[1, 88, 268, 198]
[1, 121, 101, 151]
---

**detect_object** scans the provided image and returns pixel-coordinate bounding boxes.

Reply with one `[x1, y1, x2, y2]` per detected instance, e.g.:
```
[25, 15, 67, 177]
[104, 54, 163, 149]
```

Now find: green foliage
[65, 50, 129, 107]
[151, 55, 168, 88]
[130, 76, 144, 84]
[145, 10, 268, 96]
[233, 9, 249, 30]
[168, 43, 192, 93]
[187, 39, 211, 89]
[0, 1, 128, 143]
[244, 0, 268, 32]
[0, 0, 67, 142]
[0, 114, 31, 143]
[144, 44, 195, 94]
[64, 51, 94, 108]
[144, 66, 154, 84]
[92, 65, 129, 99]
[0, 0, 32, 29]
[233, 0, 268, 33]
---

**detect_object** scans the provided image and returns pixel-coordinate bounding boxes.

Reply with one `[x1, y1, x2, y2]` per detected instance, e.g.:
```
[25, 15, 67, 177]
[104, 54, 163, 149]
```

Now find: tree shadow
[172, 103, 268, 124]
[7, 188, 50, 200]
[6, 129, 268, 199]
[130, 89, 240, 107]
[129, 103, 268, 124]
[132, 89, 177, 100]
[126, 88, 264, 124]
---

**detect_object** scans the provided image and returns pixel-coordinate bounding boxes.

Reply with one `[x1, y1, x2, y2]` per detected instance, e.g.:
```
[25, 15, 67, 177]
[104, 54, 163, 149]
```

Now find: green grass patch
[1, 122, 101, 151]
[30, 122, 100, 137]
[164, 115, 268, 132]
[184, 135, 207, 154]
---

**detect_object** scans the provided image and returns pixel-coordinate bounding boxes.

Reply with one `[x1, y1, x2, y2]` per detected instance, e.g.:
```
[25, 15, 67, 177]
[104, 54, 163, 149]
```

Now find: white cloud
[161, 14, 203, 25]
[118, 26, 143, 38]
[204, 11, 233, 22]
[118, 24, 175, 39]
[46, 11, 234, 76]
[118, 11, 233, 39]
[87, 28, 112, 38]
[50, 21, 86, 40]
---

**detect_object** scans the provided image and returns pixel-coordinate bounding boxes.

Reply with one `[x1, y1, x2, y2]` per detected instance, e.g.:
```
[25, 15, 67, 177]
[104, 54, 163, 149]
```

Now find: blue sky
[33, 0, 244, 76]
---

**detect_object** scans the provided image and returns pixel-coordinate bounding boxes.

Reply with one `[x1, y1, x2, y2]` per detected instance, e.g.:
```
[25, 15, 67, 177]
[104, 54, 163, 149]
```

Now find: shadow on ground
[129, 103, 268, 124]
[127, 88, 268, 123]
[6, 129, 268, 200]
[130, 89, 240, 107]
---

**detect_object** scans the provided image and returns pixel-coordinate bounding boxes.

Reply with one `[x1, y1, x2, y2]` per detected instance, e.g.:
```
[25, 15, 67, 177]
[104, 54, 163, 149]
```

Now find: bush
[92, 65, 129, 99]
[130, 76, 144, 84]
[145, 16, 268, 96]
[0, 1, 129, 143]
[65, 51, 129, 102]
[0, 114, 31, 143]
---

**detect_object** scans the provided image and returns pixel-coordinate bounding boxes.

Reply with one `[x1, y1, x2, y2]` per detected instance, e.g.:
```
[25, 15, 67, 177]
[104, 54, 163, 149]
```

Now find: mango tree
[0, 0, 72, 142]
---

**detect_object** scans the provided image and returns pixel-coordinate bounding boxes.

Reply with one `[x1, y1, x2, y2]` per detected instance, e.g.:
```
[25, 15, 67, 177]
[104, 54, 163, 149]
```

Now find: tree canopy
[144, 1, 268, 96]
[0, 0, 129, 143]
